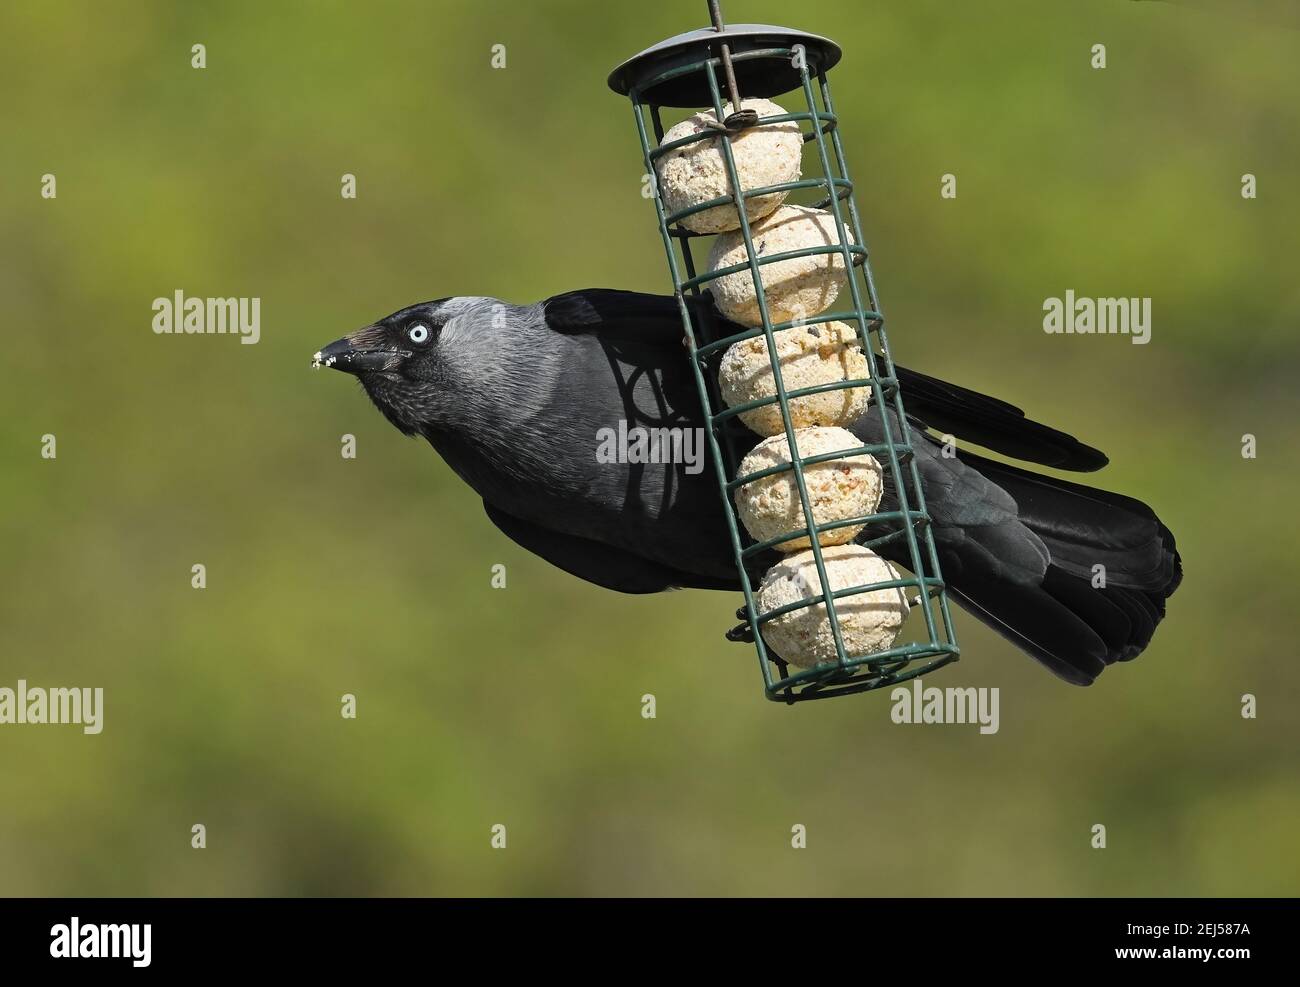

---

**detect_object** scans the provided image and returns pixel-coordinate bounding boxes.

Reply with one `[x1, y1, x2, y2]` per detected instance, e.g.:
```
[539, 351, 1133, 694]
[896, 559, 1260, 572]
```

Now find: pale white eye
[407, 324, 430, 344]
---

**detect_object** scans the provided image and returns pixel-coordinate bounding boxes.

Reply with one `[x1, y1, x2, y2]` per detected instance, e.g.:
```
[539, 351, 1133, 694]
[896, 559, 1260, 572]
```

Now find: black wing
[482, 500, 738, 594]
[542, 289, 689, 345]
[544, 288, 1108, 472]
[894, 364, 1108, 472]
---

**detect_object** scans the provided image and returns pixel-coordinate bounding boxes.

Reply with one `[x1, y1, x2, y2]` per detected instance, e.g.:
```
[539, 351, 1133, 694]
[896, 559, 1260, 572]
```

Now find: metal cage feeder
[609, 6, 960, 703]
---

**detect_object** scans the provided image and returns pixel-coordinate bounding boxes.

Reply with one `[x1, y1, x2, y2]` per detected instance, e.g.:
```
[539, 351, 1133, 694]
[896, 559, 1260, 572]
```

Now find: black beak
[311, 327, 407, 375]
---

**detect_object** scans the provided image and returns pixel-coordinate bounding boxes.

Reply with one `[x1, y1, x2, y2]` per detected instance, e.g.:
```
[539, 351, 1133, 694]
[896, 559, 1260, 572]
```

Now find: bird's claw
[725, 621, 754, 644]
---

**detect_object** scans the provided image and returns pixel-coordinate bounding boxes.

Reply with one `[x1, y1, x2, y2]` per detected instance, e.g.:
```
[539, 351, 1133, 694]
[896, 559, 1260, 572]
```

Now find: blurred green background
[1, 0, 1297, 897]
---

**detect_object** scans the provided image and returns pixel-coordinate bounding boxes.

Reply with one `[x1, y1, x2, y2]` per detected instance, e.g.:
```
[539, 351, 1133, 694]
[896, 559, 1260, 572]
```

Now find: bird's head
[313, 297, 469, 435]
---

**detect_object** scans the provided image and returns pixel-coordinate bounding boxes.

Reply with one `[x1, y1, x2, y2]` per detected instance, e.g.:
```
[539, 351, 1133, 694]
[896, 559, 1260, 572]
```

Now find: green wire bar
[610, 22, 959, 702]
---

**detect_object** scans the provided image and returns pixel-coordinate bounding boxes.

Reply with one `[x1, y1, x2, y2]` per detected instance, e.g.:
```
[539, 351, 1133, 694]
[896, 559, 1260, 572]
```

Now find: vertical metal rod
[702, 58, 855, 676]
[707, 0, 744, 111]
[819, 69, 958, 650]
[794, 48, 940, 647]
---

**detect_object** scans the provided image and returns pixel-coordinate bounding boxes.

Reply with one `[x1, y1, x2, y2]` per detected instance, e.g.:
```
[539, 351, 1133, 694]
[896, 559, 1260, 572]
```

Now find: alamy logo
[1043, 290, 1150, 345]
[152, 290, 261, 344]
[50, 917, 151, 967]
[0, 680, 103, 734]
[595, 421, 705, 475]
[890, 680, 1000, 734]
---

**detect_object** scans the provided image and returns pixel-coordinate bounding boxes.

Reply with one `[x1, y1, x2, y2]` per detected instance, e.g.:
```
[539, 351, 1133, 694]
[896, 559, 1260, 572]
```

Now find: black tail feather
[945, 452, 1182, 685]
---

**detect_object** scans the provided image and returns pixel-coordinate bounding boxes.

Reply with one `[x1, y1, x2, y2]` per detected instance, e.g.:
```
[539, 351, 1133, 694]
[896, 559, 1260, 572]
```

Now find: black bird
[314, 288, 1181, 685]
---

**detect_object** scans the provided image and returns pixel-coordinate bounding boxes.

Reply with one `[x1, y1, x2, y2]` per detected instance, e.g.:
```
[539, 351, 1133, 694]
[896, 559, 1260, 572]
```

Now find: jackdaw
[313, 288, 1181, 686]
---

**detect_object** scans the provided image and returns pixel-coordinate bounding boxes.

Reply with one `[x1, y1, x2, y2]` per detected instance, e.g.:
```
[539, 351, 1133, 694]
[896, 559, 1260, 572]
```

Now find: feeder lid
[608, 23, 842, 107]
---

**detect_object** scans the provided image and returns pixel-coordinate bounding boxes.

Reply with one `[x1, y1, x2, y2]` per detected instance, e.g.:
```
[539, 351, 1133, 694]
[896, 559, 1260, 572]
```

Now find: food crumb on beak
[311, 351, 322, 369]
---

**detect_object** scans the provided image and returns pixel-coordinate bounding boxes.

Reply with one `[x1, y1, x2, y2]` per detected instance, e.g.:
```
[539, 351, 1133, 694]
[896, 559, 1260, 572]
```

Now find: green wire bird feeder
[609, 3, 959, 703]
